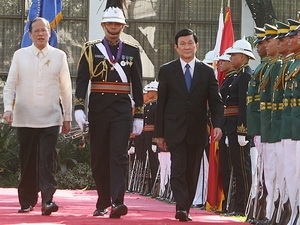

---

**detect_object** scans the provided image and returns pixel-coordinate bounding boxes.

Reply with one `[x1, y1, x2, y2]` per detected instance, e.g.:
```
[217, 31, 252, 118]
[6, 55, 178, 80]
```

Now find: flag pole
[221, 0, 224, 14]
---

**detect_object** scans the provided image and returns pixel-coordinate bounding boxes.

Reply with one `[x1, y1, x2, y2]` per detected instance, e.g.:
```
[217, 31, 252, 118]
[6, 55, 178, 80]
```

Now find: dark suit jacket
[155, 58, 224, 145]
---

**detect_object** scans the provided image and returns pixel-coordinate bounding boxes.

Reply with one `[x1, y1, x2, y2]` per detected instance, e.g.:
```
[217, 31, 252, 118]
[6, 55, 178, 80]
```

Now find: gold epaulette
[226, 70, 236, 77]
[253, 61, 268, 79]
[283, 54, 294, 63]
[123, 40, 139, 48]
[295, 52, 300, 60]
[269, 56, 280, 64]
[261, 56, 269, 62]
[84, 39, 102, 46]
[236, 64, 249, 73]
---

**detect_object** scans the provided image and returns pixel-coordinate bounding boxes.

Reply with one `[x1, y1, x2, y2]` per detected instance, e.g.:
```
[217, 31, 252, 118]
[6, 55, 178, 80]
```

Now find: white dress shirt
[180, 57, 196, 78]
[3, 44, 72, 127]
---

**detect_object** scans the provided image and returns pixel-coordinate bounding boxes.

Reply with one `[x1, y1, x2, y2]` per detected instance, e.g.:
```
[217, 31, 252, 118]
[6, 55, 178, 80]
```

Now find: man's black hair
[175, 28, 198, 45]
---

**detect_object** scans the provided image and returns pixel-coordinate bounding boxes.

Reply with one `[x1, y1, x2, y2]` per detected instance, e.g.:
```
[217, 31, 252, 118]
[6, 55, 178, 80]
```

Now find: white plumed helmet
[101, 7, 126, 24]
[101, 0, 126, 25]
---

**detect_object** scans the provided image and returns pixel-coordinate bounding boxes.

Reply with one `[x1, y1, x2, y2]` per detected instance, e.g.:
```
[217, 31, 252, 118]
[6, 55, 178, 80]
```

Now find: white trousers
[193, 151, 208, 205]
[158, 152, 171, 196]
[263, 142, 278, 219]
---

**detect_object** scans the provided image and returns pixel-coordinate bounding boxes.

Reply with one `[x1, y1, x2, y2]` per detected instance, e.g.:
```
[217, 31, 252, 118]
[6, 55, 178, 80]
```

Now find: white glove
[238, 135, 249, 146]
[132, 118, 143, 136]
[250, 146, 258, 175]
[151, 144, 157, 153]
[74, 110, 89, 131]
[225, 136, 229, 147]
[128, 146, 135, 155]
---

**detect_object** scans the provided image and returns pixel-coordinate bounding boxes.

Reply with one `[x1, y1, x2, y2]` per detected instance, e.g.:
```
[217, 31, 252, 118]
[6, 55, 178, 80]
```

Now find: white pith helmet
[203, 50, 215, 64]
[143, 84, 149, 93]
[144, 80, 159, 92]
[101, 7, 126, 25]
[226, 37, 255, 60]
[217, 48, 231, 61]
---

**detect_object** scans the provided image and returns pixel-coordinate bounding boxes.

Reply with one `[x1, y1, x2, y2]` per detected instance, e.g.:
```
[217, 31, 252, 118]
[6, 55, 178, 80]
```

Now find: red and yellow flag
[217, 6, 235, 86]
[206, 124, 225, 212]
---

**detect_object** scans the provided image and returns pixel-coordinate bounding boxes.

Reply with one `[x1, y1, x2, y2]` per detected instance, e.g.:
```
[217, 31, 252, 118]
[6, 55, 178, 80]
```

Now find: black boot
[292, 205, 299, 225]
[270, 196, 280, 225]
[278, 199, 291, 225]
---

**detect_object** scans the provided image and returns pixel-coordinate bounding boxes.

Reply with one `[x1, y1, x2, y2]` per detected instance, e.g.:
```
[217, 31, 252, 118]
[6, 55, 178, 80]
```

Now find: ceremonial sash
[96, 42, 135, 107]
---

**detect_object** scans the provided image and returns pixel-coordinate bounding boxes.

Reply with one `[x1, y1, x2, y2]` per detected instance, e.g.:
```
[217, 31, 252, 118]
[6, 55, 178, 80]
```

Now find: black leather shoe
[18, 206, 34, 213]
[256, 217, 271, 225]
[93, 208, 108, 216]
[246, 218, 257, 224]
[41, 202, 59, 216]
[175, 210, 189, 221]
[225, 211, 245, 217]
[109, 203, 128, 218]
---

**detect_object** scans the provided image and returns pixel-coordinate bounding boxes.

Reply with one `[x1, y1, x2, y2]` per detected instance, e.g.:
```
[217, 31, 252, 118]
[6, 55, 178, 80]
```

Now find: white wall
[88, 0, 106, 40]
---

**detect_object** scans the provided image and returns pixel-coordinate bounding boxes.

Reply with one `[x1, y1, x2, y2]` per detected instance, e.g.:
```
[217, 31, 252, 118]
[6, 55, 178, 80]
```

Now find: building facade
[0, 0, 299, 107]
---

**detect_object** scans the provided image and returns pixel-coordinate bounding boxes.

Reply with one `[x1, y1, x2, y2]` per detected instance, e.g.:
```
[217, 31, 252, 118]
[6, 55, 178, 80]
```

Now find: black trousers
[89, 108, 132, 210]
[230, 133, 251, 213]
[167, 139, 205, 212]
[144, 132, 159, 188]
[219, 134, 232, 208]
[17, 126, 59, 207]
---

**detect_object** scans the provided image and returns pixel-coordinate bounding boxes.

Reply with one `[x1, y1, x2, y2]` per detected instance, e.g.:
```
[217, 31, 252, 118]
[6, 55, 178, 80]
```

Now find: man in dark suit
[74, 0, 144, 219]
[155, 28, 223, 222]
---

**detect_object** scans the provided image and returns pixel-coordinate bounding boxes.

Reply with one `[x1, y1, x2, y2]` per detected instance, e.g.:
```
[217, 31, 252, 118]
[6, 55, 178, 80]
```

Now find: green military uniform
[281, 19, 300, 140]
[247, 57, 268, 137]
[270, 21, 294, 225]
[289, 52, 300, 140]
[274, 54, 294, 139]
[246, 27, 268, 224]
[247, 27, 268, 137]
[280, 21, 300, 225]
[259, 24, 281, 222]
[267, 58, 283, 143]
[260, 55, 281, 143]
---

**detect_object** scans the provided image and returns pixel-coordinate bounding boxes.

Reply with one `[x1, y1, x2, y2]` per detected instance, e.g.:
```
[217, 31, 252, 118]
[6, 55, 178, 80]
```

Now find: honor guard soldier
[258, 23, 281, 224]
[282, 23, 300, 225]
[271, 21, 293, 225]
[223, 37, 254, 216]
[143, 80, 160, 195]
[74, 0, 144, 218]
[217, 49, 237, 213]
[245, 26, 269, 225]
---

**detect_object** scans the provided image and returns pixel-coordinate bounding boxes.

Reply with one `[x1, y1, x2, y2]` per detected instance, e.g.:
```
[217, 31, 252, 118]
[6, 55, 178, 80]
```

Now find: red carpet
[0, 188, 248, 225]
